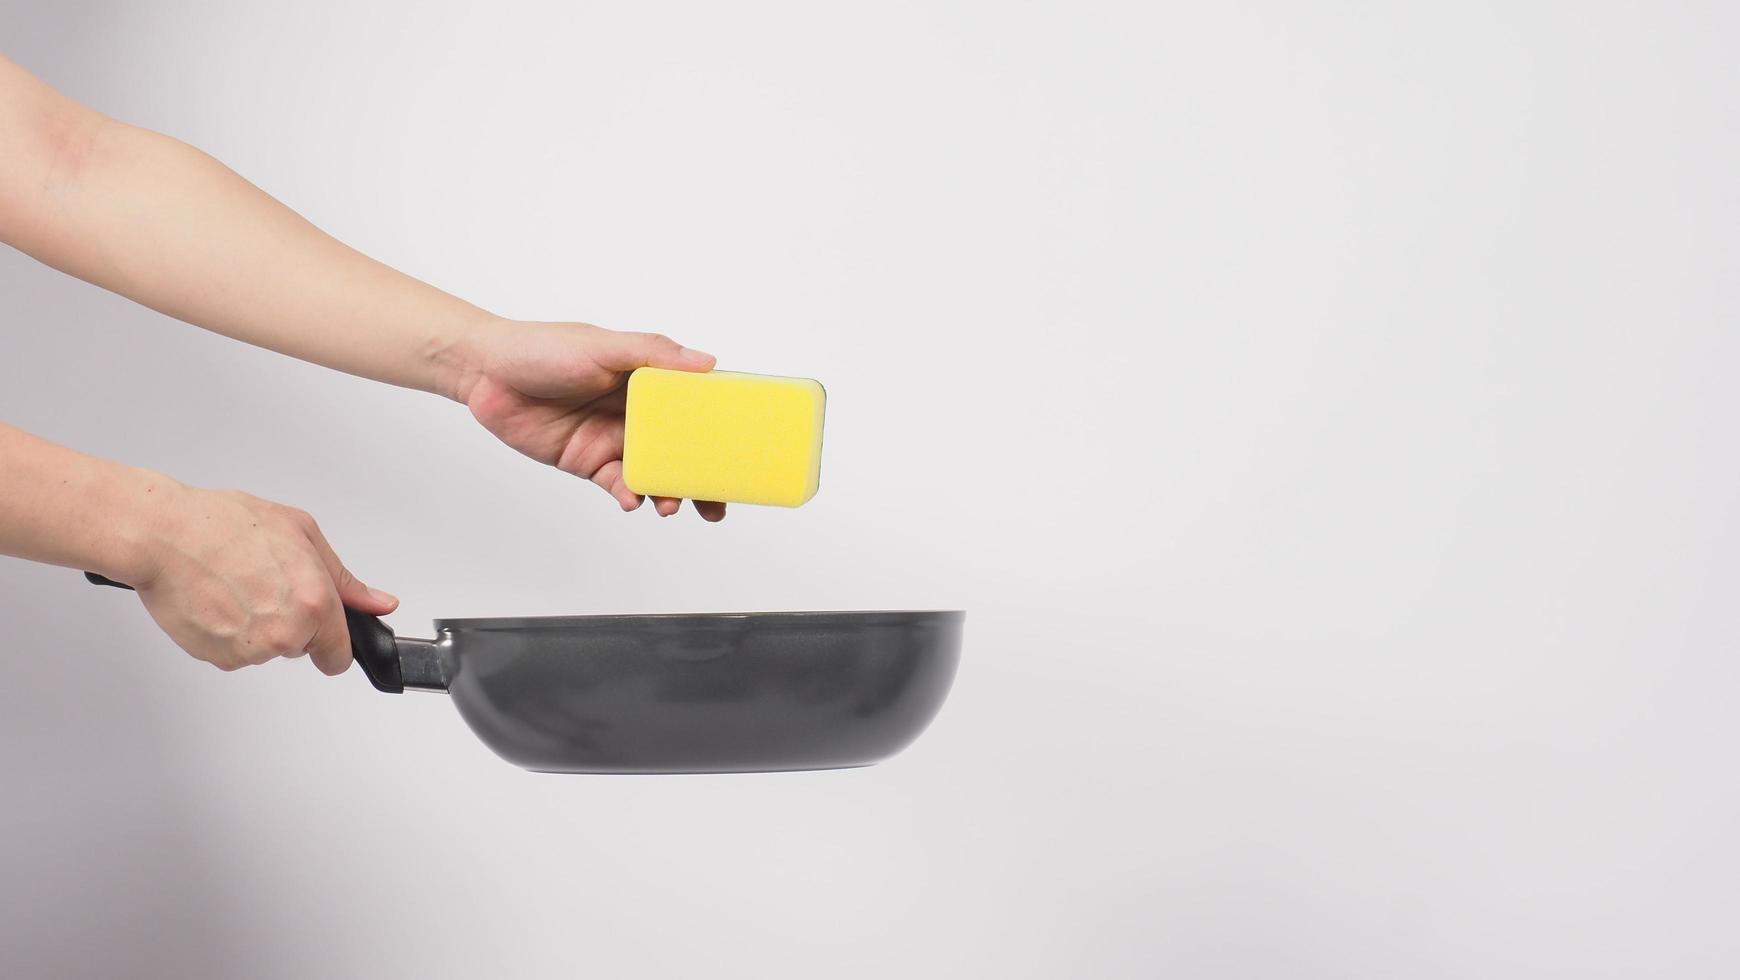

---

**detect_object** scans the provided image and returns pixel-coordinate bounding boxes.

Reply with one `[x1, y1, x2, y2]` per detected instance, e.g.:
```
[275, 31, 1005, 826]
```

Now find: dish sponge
[623, 368, 826, 507]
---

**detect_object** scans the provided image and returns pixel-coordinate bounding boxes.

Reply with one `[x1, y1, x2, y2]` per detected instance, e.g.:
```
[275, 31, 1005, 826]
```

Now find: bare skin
[0, 53, 723, 676]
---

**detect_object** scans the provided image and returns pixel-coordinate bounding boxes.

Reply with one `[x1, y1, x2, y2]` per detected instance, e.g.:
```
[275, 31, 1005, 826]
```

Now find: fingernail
[678, 346, 714, 366]
[367, 587, 399, 606]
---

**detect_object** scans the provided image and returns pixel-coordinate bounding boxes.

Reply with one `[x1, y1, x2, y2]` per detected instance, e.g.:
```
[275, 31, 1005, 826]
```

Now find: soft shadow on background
[3, 2, 1739, 978]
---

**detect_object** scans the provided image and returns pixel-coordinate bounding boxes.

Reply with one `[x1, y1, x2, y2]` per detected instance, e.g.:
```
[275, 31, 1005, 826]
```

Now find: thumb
[333, 565, 399, 616]
[307, 569, 397, 678]
[296, 516, 398, 616]
[590, 329, 715, 373]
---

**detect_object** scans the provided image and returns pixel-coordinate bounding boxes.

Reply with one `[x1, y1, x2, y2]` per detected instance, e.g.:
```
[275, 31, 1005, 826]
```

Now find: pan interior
[433, 609, 963, 633]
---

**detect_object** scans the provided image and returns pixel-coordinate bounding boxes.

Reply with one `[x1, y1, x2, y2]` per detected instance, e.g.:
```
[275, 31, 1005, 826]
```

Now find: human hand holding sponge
[457, 320, 823, 519]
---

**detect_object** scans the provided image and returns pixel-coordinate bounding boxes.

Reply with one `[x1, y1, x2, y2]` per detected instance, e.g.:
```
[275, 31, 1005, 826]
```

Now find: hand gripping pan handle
[83, 571, 431, 693]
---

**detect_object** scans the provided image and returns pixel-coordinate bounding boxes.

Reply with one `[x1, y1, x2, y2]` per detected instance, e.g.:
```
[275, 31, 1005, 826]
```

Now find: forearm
[0, 422, 171, 583]
[0, 421, 401, 672]
[0, 56, 486, 399]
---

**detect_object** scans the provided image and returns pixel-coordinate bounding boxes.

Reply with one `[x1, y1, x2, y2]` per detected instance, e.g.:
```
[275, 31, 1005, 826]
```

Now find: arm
[0, 55, 478, 397]
[0, 53, 722, 517]
[0, 422, 396, 674]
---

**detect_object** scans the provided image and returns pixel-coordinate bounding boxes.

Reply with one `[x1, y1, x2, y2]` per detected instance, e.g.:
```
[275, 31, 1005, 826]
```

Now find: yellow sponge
[623, 368, 826, 507]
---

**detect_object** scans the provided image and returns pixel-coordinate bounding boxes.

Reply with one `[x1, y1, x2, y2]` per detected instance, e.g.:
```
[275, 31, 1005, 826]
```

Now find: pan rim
[432, 609, 965, 632]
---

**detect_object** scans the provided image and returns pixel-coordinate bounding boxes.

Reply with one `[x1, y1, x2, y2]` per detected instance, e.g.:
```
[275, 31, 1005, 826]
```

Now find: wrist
[429, 311, 509, 404]
[99, 470, 192, 588]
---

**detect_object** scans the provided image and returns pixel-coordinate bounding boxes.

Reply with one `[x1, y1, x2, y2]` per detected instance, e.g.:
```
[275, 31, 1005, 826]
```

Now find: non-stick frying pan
[88, 573, 963, 774]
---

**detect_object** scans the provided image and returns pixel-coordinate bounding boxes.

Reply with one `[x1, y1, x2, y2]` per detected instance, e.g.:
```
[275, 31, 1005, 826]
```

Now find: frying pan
[87, 573, 963, 774]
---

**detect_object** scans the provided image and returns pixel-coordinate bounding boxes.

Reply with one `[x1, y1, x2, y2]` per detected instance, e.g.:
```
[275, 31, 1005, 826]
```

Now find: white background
[2, 2, 1737, 977]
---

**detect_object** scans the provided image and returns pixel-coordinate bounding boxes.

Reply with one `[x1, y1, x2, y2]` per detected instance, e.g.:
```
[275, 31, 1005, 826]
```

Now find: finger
[694, 500, 728, 522]
[303, 585, 353, 677]
[555, 414, 626, 481]
[589, 460, 644, 511]
[299, 519, 398, 615]
[170, 630, 250, 671]
[652, 496, 681, 517]
[588, 330, 715, 374]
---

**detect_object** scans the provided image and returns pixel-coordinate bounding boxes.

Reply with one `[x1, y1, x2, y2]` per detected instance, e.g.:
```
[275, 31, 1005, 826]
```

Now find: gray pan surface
[353, 608, 965, 774]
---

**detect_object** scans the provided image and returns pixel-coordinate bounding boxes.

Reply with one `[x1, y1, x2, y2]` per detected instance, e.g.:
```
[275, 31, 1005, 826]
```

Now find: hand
[452, 318, 728, 521]
[125, 485, 398, 674]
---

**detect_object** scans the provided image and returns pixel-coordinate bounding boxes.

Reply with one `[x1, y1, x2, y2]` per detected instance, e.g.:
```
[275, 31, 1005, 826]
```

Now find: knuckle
[251, 625, 297, 655]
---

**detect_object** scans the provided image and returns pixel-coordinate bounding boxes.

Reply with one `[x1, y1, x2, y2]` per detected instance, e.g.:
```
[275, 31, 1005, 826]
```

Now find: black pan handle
[84, 571, 406, 693]
[343, 607, 405, 693]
